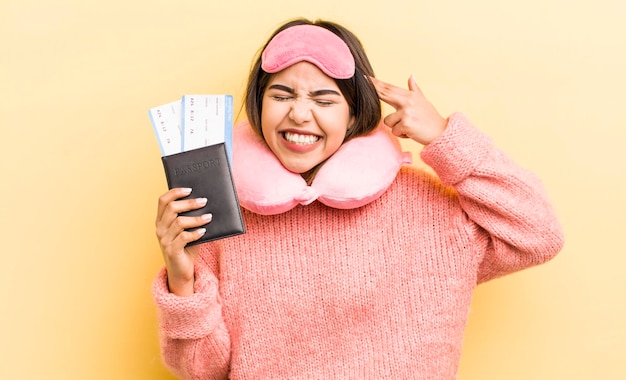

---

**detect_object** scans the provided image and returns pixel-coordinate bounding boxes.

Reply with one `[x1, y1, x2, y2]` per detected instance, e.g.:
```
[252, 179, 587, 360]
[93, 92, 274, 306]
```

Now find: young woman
[153, 18, 564, 379]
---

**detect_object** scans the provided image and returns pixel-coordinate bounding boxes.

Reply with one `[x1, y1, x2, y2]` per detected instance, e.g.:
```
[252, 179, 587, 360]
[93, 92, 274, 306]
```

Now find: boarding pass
[149, 94, 234, 160]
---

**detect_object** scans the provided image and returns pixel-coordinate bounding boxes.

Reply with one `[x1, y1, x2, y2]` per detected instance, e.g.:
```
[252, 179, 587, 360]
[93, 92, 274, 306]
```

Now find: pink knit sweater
[152, 114, 564, 379]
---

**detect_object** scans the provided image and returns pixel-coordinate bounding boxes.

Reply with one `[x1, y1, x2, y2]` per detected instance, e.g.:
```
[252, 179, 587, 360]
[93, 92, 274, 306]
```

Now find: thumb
[408, 75, 421, 93]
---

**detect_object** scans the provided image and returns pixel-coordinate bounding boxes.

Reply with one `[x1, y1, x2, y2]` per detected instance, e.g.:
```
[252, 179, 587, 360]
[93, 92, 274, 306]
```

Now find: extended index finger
[369, 76, 407, 109]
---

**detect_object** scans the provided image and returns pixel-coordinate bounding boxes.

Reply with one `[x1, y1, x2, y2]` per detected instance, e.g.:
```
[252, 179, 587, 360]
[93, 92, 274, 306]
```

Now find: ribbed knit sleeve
[152, 254, 231, 379]
[421, 113, 564, 282]
[420, 113, 493, 187]
[153, 265, 222, 339]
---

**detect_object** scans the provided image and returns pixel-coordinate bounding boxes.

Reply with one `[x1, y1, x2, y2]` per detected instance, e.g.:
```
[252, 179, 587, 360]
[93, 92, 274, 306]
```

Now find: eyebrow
[267, 84, 341, 97]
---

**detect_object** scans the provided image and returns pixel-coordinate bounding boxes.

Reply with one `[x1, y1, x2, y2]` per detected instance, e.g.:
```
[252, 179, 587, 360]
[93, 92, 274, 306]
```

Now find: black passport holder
[161, 143, 245, 246]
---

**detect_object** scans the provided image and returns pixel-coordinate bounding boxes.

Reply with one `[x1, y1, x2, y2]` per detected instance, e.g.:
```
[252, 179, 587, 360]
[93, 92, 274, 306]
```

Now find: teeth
[284, 132, 319, 145]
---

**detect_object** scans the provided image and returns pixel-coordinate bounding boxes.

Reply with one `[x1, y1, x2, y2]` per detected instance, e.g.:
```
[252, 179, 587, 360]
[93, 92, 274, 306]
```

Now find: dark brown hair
[244, 18, 381, 142]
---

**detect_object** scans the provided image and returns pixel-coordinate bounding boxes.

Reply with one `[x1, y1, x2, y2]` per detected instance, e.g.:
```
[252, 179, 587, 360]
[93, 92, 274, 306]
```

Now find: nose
[288, 99, 313, 124]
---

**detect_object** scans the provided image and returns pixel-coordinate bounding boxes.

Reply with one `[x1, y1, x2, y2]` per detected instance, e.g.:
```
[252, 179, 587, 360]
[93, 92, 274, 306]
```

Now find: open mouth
[282, 131, 320, 145]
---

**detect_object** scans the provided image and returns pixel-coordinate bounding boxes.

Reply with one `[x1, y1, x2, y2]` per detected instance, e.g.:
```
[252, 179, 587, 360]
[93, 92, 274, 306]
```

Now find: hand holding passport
[149, 95, 245, 246]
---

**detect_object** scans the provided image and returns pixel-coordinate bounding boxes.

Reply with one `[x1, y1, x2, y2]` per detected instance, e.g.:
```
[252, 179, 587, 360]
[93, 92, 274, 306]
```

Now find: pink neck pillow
[232, 121, 412, 215]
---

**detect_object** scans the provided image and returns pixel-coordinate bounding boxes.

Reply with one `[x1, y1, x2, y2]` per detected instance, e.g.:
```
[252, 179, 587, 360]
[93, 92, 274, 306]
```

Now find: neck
[301, 165, 321, 185]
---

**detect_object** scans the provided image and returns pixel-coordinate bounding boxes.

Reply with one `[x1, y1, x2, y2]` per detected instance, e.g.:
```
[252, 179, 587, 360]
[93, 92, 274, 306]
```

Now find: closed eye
[266, 84, 342, 106]
[314, 99, 334, 106]
[270, 95, 293, 102]
[310, 89, 341, 106]
[267, 84, 295, 102]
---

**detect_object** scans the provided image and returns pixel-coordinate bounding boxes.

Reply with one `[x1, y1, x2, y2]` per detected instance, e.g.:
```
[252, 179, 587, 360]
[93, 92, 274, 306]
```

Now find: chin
[280, 159, 317, 175]
[285, 164, 314, 174]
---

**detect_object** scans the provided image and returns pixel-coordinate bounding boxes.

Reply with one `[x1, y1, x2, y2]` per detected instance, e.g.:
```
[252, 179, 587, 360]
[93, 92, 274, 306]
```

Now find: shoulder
[384, 165, 460, 206]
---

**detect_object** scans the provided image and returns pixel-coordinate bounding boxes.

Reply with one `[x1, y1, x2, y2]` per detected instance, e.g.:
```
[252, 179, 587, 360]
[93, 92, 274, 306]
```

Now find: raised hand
[370, 75, 447, 145]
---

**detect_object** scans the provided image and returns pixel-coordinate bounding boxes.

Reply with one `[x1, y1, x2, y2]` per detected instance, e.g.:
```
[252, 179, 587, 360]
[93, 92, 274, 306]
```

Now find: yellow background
[1, 0, 624, 379]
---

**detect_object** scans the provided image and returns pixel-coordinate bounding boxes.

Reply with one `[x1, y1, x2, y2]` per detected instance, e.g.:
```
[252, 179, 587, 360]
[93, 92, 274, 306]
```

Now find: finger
[162, 228, 207, 259]
[390, 126, 410, 139]
[171, 213, 213, 235]
[156, 187, 192, 222]
[383, 112, 402, 129]
[158, 214, 212, 251]
[175, 228, 207, 247]
[407, 75, 422, 94]
[368, 76, 406, 109]
[159, 197, 208, 231]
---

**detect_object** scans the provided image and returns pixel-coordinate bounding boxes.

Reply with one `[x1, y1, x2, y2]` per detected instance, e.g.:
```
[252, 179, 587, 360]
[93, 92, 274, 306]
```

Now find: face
[261, 62, 354, 174]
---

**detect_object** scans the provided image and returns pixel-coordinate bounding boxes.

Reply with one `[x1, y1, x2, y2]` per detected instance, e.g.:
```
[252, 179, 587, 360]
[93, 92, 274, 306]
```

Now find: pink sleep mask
[261, 24, 356, 79]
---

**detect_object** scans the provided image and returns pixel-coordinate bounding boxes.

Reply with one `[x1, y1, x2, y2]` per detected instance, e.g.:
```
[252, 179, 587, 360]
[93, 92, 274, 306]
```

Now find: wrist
[167, 274, 195, 297]
[421, 116, 448, 145]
